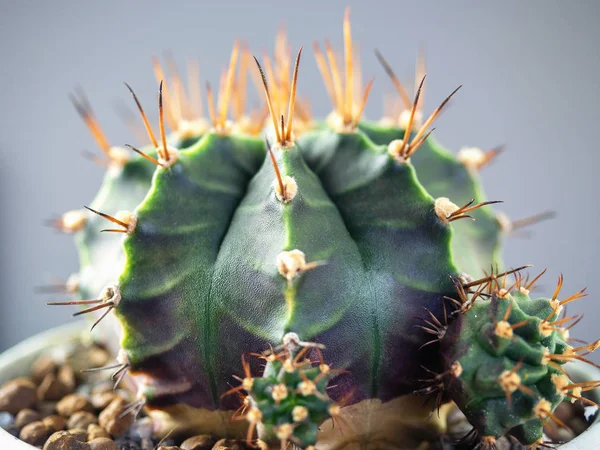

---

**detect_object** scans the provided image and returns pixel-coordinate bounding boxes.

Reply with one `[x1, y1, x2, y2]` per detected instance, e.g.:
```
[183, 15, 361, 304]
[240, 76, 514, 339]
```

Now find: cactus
[45, 10, 598, 450]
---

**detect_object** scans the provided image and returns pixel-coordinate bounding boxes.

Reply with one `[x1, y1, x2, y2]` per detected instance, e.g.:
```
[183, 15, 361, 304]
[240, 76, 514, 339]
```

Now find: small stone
[0, 411, 15, 428]
[88, 437, 119, 450]
[140, 437, 154, 450]
[19, 420, 52, 446]
[98, 397, 135, 437]
[44, 430, 91, 450]
[88, 423, 110, 440]
[0, 378, 37, 414]
[129, 417, 152, 440]
[180, 435, 217, 450]
[76, 384, 93, 397]
[43, 414, 67, 432]
[158, 447, 182, 450]
[91, 382, 114, 395]
[211, 439, 245, 450]
[70, 347, 111, 375]
[114, 436, 142, 449]
[38, 373, 71, 401]
[91, 391, 117, 410]
[68, 411, 97, 429]
[57, 394, 94, 417]
[58, 365, 77, 392]
[68, 427, 88, 442]
[31, 355, 58, 383]
[38, 401, 58, 417]
[15, 408, 41, 428]
[3, 423, 19, 437]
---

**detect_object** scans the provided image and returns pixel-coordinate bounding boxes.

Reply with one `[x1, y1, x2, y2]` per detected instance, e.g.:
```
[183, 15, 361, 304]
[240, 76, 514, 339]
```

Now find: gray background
[1, 1, 599, 355]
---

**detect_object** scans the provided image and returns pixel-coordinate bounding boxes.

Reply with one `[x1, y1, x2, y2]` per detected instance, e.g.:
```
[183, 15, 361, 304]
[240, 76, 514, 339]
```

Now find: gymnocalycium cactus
[45, 10, 598, 449]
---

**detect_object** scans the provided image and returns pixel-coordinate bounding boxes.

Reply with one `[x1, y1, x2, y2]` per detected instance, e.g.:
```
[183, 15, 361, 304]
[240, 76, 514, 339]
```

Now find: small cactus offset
[45, 9, 598, 449]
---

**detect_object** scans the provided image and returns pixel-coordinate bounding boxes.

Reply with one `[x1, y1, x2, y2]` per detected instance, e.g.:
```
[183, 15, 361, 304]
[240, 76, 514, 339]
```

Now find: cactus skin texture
[47, 11, 598, 450]
[438, 282, 592, 448]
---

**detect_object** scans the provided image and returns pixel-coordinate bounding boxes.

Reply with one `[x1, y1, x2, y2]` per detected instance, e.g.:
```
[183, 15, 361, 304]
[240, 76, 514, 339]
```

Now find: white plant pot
[1, 323, 599, 449]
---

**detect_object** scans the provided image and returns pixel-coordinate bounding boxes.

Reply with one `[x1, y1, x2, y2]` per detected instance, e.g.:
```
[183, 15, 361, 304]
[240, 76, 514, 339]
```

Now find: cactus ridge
[45, 10, 599, 449]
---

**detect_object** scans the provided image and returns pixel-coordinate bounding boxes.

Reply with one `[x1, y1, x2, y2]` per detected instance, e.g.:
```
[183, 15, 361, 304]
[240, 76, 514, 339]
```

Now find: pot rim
[0, 322, 599, 449]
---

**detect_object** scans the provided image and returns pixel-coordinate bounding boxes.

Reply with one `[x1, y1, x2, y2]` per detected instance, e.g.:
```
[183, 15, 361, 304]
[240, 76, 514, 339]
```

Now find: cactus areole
[47, 10, 596, 450]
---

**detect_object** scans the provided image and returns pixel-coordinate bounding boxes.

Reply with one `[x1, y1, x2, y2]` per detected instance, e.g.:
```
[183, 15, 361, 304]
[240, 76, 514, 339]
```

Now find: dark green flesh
[359, 121, 503, 278]
[441, 291, 568, 444]
[74, 126, 457, 412]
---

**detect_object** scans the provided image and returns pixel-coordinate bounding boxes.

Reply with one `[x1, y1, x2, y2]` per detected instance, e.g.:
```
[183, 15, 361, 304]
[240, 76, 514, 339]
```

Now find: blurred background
[1, 1, 599, 354]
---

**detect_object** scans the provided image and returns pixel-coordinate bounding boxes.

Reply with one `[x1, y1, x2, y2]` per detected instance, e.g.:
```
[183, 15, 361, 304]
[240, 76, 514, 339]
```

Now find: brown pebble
[91, 382, 113, 395]
[57, 365, 77, 392]
[31, 355, 58, 383]
[0, 377, 37, 414]
[68, 410, 97, 429]
[19, 420, 52, 446]
[15, 408, 42, 428]
[98, 397, 135, 437]
[91, 391, 117, 410]
[70, 346, 111, 374]
[43, 430, 91, 450]
[211, 439, 245, 450]
[158, 447, 182, 450]
[87, 423, 110, 440]
[68, 427, 88, 442]
[38, 401, 58, 417]
[88, 437, 119, 450]
[57, 394, 94, 417]
[181, 434, 218, 450]
[38, 373, 71, 401]
[43, 414, 67, 432]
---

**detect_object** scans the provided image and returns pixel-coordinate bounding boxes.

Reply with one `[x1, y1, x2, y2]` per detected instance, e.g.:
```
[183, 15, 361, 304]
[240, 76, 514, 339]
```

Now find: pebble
[181, 434, 218, 450]
[69, 347, 111, 375]
[38, 401, 59, 417]
[76, 385, 94, 398]
[31, 355, 58, 383]
[69, 427, 89, 442]
[58, 365, 77, 392]
[141, 437, 155, 450]
[38, 373, 71, 401]
[57, 393, 94, 417]
[91, 382, 114, 395]
[68, 410, 98, 429]
[87, 423, 110, 440]
[114, 436, 143, 449]
[0, 378, 38, 414]
[158, 447, 182, 450]
[129, 417, 153, 440]
[19, 420, 53, 446]
[91, 391, 118, 410]
[98, 397, 135, 437]
[88, 437, 119, 450]
[211, 439, 245, 450]
[43, 430, 91, 450]
[3, 423, 19, 437]
[15, 408, 41, 428]
[43, 414, 67, 432]
[0, 411, 15, 428]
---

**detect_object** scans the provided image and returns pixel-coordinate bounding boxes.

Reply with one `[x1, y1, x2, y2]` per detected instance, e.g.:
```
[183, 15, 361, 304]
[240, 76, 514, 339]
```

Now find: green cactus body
[48, 13, 596, 450]
[440, 289, 573, 446]
[359, 122, 503, 278]
[74, 156, 155, 300]
[115, 126, 459, 420]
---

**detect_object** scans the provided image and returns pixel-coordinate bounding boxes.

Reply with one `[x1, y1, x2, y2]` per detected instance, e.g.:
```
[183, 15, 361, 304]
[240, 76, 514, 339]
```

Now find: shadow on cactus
[44, 8, 598, 450]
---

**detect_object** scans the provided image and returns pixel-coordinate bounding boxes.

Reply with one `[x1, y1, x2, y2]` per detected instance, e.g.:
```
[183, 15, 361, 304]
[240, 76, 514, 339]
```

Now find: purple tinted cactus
[45, 10, 597, 449]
